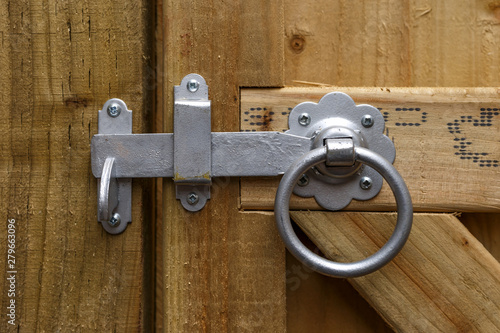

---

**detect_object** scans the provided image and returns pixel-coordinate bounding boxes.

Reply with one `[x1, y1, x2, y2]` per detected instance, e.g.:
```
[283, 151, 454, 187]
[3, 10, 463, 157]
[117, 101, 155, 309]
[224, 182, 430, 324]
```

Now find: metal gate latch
[91, 73, 413, 278]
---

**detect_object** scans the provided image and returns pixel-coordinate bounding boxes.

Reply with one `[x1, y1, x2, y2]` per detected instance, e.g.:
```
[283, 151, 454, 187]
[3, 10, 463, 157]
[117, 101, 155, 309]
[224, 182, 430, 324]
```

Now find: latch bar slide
[91, 132, 312, 178]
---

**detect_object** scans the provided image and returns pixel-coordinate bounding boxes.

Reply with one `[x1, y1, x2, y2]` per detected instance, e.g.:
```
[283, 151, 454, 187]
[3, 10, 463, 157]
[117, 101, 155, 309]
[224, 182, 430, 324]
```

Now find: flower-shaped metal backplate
[286, 92, 396, 211]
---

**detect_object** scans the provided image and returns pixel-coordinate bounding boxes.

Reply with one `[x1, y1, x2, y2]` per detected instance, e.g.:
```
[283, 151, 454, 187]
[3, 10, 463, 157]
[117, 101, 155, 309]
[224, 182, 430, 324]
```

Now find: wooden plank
[284, 0, 410, 87]
[240, 87, 500, 212]
[0, 1, 153, 331]
[290, 212, 500, 332]
[238, 1, 284, 87]
[286, 244, 393, 332]
[461, 213, 500, 261]
[284, 0, 500, 87]
[162, 1, 285, 331]
[410, 0, 500, 86]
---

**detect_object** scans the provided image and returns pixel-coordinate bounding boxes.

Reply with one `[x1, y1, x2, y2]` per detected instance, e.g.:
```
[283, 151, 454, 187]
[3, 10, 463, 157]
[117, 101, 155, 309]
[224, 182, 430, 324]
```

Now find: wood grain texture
[0, 0, 154, 331]
[162, 1, 285, 331]
[240, 87, 500, 212]
[284, 0, 500, 87]
[291, 212, 500, 332]
[286, 238, 392, 333]
[461, 213, 500, 262]
[238, 1, 284, 87]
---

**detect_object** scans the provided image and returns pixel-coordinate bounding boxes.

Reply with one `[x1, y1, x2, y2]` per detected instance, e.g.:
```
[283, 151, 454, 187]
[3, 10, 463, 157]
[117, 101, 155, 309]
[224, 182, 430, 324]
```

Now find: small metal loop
[98, 157, 118, 223]
[275, 146, 413, 278]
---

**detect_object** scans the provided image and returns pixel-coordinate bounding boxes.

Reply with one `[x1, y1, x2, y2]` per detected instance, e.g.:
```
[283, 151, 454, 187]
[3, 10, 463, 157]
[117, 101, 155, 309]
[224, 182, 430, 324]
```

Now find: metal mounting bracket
[173, 74, 212, 211]
[95, 99, 132, 234]
[91, 74, 396, 234]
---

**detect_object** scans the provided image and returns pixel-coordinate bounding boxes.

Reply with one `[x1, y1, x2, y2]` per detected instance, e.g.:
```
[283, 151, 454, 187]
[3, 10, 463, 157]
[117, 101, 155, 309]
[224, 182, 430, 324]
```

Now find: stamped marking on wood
[448, 108, 499, 167]
[240, 87, 500, 211]
[241, 102, 498, 171]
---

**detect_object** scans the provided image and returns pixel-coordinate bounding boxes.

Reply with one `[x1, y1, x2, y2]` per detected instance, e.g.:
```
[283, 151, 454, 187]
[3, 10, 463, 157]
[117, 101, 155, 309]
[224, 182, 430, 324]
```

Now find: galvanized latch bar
[91, 73, 398, 234]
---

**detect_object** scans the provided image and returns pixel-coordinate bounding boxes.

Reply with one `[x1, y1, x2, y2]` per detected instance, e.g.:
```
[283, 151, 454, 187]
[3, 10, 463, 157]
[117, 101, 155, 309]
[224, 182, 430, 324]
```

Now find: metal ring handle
[275, 146, 413, 278]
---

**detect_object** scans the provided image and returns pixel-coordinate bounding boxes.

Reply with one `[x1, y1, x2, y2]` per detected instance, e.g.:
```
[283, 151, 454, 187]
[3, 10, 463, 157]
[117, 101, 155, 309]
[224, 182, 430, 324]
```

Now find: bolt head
[187, 192, 199, 205]
[187, 79, 200, 92]
[108, 213, 121, 227]
[360, 177, 373, 190]
[297, 174, 309, 187]
[361, 115, 374, 128]
[298, 113, 311, 126]
[107, 103, 121, 118]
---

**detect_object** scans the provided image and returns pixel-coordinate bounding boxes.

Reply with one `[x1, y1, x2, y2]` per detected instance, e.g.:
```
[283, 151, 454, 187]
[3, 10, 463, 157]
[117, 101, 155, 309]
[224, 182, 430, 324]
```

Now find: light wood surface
[284, 0, 500, 87]
[241, 87, 500, 212]
[0, 0, 154, 331]
[291, 212, 500, 332]
[286, 239, 393, 333]
[162, 0, 286, 331]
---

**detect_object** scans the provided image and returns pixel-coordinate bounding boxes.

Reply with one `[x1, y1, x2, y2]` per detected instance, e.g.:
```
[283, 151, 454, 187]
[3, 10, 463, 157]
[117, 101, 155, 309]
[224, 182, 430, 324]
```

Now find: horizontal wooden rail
[240, 87, 500, 212]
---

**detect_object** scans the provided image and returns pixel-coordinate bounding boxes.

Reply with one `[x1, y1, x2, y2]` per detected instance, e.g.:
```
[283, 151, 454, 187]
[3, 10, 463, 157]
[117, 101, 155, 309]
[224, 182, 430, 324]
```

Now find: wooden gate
[1, 0, 499, 332]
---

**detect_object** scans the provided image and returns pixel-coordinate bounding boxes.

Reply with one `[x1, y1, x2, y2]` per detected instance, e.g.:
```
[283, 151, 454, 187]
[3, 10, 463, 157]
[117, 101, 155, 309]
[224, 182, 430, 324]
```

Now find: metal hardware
[91, 75, 412, 277]
[107, 103, 122, 118]
[274, 145, 413, 278]
[286, 92, 395, 211]
[360, 176, 373, 190]
[94, 99, 132, 235]
[361, 114, 374, 128]
[187, 79, 200, 92]
[174, 74, 212, 211]
[187, 192, 199, 205]
[297, 174, 309, 187]
[298, 113, 311, 126]
[108, 213, 121, 228]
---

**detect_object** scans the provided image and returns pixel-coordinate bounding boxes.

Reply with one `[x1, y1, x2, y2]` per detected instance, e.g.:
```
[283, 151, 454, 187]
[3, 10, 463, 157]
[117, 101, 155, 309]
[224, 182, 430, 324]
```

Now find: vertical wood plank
[162, 0, 285, 331]
[238, 1, 284, 87]
[285, 0, 500, 87]
[410, 0, 500, 86]
[0, 1, 153, 331]
[284, 0, 411, 86]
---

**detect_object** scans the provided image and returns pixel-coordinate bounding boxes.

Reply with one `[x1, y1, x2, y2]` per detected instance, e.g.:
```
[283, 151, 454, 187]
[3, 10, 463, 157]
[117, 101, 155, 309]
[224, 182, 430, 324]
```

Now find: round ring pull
[275, 146, 413, 278]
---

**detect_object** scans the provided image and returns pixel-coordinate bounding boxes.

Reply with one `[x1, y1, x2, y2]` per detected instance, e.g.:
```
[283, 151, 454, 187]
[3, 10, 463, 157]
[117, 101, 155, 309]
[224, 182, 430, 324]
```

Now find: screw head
[108, 213, 121, 227]
[187, 79, 200, 92]
[297, 174, 309, 187]
[361, 115, 374, 128]
[187, 192, 199, 205]
[298, 113, 311, 126]
[107, 103, 122, 118]
[360, 177, 373, 190]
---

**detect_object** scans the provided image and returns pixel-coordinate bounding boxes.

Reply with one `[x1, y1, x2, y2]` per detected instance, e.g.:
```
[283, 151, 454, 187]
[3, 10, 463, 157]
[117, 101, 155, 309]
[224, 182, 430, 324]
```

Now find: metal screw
[298, 113, 311, 126]
[297, 174, 309, 187]
[187, 192, 199, 205]
[107, 103, 121, 118]
[187, 79, 200, 92]
[361, 115, 374, 128]
[360, 177, 373, 190]
[108, 213, 121, 227]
